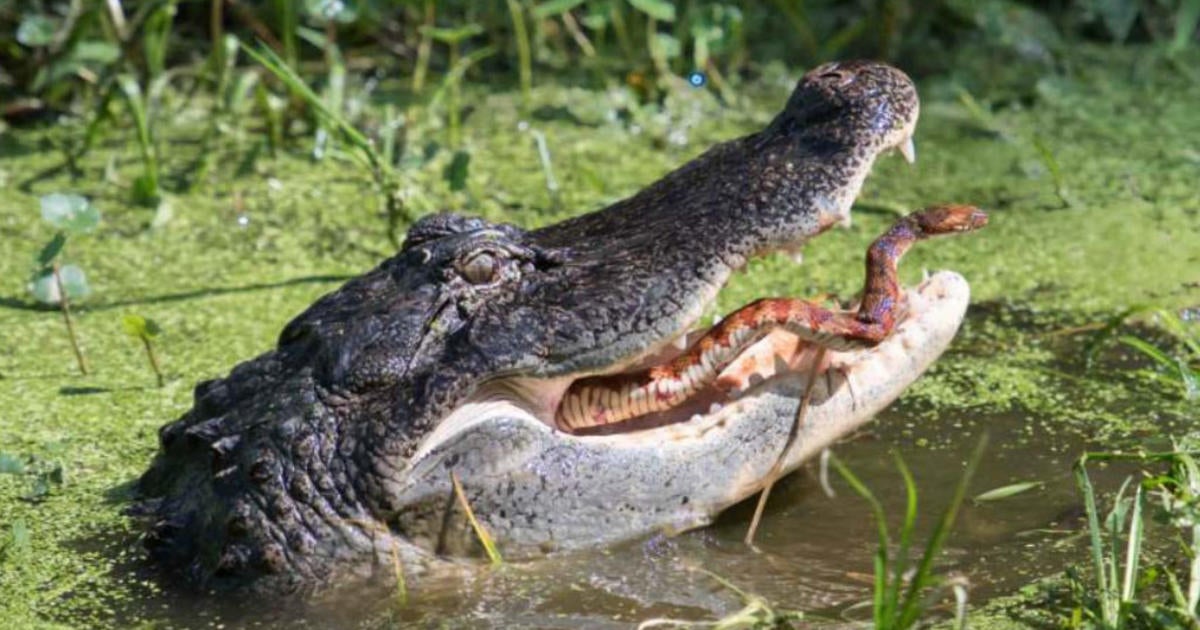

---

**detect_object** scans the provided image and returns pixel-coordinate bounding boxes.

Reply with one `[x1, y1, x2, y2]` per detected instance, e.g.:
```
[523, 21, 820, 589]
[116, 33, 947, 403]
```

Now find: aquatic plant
[114, 75, 161, 206]
[1070, 445, 1200, 628]
[27, 193, 100, 376]
[1087, 307, 1199, 401]
[828, 435, 986, 630]
[242, 41, 413, 244]
[422, 23, 486, 148]
[121, 314, 165, 387]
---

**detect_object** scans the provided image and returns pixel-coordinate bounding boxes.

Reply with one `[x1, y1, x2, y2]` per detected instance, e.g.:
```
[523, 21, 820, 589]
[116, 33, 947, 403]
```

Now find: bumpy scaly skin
[135, 61, 928, 594]
[557, 205, 988, 430]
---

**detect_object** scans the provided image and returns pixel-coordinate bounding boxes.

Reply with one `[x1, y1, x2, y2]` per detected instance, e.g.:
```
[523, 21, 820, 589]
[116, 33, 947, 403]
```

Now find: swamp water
[119, 404, 1125, 629]
[1, 47, 1198, 628]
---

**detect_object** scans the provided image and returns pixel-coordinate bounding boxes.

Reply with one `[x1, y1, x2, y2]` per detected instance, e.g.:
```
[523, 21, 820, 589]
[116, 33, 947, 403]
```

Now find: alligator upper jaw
[414, 271, 970, 469]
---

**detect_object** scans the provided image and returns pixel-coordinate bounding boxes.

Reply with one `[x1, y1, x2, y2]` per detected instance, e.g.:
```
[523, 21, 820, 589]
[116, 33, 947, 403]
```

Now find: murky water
[100, 406, 1132, 629]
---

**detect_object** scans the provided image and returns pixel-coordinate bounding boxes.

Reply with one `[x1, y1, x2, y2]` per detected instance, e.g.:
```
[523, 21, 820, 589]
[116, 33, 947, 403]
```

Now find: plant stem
[209, 0, 224, 75]
[141, 336, 164, 386]
[506, 0, 532, 112]
[412, 0, 435, 93]
[52, 264, 89, 375]
[448, 42, 461, 148]
[745, 348, 828, 545]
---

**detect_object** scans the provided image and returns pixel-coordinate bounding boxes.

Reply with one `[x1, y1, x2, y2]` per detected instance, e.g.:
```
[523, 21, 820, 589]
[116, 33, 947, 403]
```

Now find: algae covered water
[1, 34, 1199, 629]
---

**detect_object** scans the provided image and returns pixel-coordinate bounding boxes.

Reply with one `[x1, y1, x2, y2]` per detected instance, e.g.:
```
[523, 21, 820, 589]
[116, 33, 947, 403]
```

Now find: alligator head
[135, 61, 972, 594]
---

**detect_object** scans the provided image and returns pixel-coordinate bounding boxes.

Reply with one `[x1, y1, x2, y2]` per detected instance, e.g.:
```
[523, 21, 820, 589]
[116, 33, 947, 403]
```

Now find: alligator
[134, 60, 986, 595]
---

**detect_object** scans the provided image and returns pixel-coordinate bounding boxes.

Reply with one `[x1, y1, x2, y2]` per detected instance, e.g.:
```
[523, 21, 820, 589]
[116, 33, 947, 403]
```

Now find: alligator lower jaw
[416, 271, 970, 460]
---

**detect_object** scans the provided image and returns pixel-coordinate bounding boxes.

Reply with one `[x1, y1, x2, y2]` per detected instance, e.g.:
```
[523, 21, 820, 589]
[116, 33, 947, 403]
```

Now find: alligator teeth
[899, 136, 916, 164]
[673, 335, 689, 351]
[708, 402, 723, 415]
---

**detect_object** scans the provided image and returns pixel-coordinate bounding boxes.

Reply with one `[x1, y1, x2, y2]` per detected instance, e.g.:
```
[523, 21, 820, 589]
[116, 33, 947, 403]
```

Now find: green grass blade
[240, 41, 375, 162]
[1119, 334, 1180, 372]
[1171, 0, 1200, 54]
[830, 454, 892, 627]
[1120, 483, 1144, 604]
[896, 434, 988, 628]
[887, 452, 918, 625]
[973, 481, 1044, 503]
[427, 45, 498, 113]
[450, 472, 503, 566]
[1083, 305, 1153, 369]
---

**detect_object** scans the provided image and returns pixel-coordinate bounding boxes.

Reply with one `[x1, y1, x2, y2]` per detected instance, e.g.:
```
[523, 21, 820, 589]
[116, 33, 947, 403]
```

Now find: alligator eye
[819, 69, 850, 84]
[458, 251, 499, 284]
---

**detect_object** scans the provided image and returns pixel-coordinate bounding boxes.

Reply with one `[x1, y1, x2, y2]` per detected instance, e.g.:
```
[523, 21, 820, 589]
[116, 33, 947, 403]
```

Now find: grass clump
[1088, 306, 1199, 401]
[1068, 444, 1200, 628]
[828, 435, 987, 630]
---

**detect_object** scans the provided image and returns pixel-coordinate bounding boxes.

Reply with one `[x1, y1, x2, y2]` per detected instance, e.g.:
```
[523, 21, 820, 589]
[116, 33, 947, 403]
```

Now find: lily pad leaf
[35, 232, 66, 268]
[973, 481, 1044, 503]
[122, 314, 162, 340]
[39, 193, 100, 235]
[627, 0, 675, 22]
[28, 265, 90, 305]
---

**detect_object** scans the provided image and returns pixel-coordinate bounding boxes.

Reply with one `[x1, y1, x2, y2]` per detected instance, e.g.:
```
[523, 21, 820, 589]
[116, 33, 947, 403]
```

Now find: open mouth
[417, 271, 970, 458]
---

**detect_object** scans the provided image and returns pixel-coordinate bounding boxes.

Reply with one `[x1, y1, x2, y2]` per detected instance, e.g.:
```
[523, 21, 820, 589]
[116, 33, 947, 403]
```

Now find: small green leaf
[16, 14, 57, 47]
[627, 0, 675, 22]
[444, 150, 471, 192]
[533, 0, 587, 19]
[27, 271, 57, 304]
[29, 266, 90, 305]
[39, 193, 100, 235]
[57, 265, 90, 301]
[973, 481, 1044, 503]
[122, 314, 162, 340]
[0, 453, 24, 475]
[35, 232, 66, 267]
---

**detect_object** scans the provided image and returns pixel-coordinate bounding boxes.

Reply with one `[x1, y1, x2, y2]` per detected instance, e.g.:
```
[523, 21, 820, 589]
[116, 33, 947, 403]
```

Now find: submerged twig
[744, 347, 828, 546]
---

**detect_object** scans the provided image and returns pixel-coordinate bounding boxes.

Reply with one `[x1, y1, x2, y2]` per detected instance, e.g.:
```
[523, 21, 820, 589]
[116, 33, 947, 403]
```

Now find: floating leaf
[40, 193, 100, 235]
[122, 314, 162, 340]
[973, 481, 1044, 503]
[35, 232, 66, 268]
[533, 0, 587, 19]
[0, 453, 24, 475]
[627, 0, 675, 22]
[28, 265, 90, 305]
[16, 14, 57, 47]
[444, 150, 471, 192]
